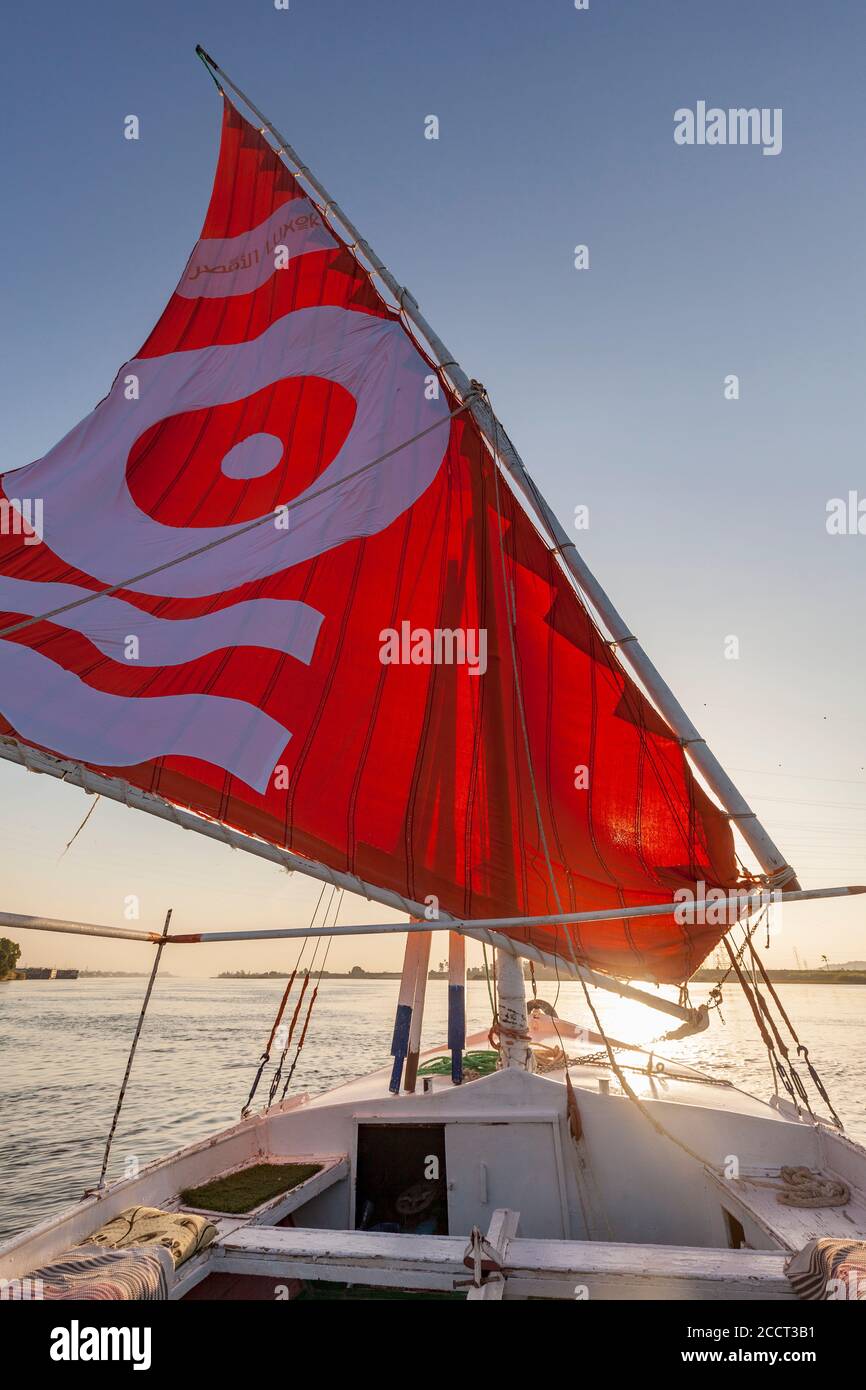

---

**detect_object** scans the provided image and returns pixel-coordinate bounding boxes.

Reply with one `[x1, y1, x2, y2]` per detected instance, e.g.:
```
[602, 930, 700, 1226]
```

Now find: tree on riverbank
[0, 937, 21, 979]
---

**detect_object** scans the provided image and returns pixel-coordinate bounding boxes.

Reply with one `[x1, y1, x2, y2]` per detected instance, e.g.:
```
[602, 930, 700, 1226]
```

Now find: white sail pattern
[0, 78, 786, 988]
[0, 579, 322, 666]
[1, 300, 448, 788]
[0, 640, 288, 790]
[12, 308, 447, 596]
[178, 198, 336, 299]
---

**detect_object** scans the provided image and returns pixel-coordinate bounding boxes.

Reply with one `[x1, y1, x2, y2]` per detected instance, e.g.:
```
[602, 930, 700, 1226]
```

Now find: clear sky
[1, 0, 864, 978]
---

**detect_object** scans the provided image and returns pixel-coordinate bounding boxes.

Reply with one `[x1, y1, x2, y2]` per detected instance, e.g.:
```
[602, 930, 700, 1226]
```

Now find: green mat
[417, 1050, 498, 1077]
[180, 1161, 322, 1214]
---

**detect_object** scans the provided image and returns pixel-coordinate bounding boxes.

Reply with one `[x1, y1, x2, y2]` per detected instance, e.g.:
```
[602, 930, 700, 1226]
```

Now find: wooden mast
[495, 948, 534, 1071]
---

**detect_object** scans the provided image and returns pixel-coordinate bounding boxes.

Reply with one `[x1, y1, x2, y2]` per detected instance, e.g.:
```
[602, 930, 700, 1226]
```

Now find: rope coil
[776, 1166, 851, 1209]
[742, 1166, 851, 1209]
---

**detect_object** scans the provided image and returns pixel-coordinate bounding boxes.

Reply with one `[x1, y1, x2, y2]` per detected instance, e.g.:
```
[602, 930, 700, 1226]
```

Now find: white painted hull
[3, 1020, 865, 1300]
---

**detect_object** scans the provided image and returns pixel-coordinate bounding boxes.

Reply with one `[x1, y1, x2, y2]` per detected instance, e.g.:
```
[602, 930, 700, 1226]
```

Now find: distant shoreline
[691, 969, 866, 985]
[217, 970, 410, 981]
[214, 968, 866, 985]
[215, 970, 463, 981]
[1, 970, 163, 982]
[5, 969, 864, 986]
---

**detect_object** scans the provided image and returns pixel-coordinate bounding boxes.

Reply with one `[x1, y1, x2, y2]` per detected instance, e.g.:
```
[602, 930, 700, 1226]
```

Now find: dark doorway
[355, 1124, 448, 1235]
[722, 1207, 748, 1250]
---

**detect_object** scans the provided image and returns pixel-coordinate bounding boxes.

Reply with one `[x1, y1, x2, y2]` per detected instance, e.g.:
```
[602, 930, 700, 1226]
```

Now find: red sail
[0, 99, 739, 983]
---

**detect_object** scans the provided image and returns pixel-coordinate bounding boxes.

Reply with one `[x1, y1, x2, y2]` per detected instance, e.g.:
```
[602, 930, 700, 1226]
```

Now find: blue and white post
[404, 929, 432, 1092]
[447, 930, 466, 1084]
[389, 926, 425, 1094]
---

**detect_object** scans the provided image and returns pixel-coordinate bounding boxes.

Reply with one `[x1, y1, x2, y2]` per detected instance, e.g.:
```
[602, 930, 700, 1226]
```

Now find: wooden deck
[707, 1165, 866, 1252]
[210, 1216, 795, 1300]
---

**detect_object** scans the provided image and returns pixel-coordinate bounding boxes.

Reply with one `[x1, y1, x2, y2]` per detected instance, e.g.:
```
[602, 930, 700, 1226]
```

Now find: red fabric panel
[0, 99, 739, 983]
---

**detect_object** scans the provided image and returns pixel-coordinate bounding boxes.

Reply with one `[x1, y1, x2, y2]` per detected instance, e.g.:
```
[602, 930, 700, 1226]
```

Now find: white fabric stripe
[0, 641, 288, 792]
[177, 199, 336, 299]
[0, 576, 323, 667]
[12, 306, 449, 597]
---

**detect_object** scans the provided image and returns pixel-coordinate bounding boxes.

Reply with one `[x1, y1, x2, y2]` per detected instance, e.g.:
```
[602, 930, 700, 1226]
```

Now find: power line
[744, 792, 866, 812]
[731, 766, 866, 787]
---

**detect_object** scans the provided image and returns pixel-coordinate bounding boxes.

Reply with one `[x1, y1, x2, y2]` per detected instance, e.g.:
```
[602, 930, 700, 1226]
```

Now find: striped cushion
[787, 1238, 866, 1301]
[9, 1244, 174, 1300]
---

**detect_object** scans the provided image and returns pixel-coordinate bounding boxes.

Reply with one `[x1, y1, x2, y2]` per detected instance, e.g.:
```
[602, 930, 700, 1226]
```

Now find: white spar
[194, 46, 798, 893]
[4, 883, 863, 1026]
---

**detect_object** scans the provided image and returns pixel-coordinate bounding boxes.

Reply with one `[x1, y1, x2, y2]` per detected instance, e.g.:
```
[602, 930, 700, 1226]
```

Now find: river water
[1, 977, 863, 1243]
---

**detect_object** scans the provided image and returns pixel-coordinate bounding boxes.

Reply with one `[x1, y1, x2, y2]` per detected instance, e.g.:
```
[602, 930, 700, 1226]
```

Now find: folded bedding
[80, 1205, 218, 1269]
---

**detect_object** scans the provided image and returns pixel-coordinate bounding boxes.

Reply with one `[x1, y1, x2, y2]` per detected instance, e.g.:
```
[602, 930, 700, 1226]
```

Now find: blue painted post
[390, 930, 423, 1093]
[448, 930, 466, 1084]
[389, 1002, 412, 1093]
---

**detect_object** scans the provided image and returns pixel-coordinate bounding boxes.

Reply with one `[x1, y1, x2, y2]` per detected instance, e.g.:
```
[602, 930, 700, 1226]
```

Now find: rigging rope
[267, 940, 319, 1106]
[264, 885, 343, 1107]
[722, 926, 843, 1128]
[722, 934, 808, 1116]
[59, 794, 101, 859]
[263, 961, 309, 1096]
[240, 884, 327, 1117]
[706, 907, 766, 1017]
[91, 908, 172, 1193]
[278, 898, 341, 1101]
[481, 941, 497, 1020]
[482, 384, 745, 1172]
[744, 933, 843, 1128]
[489, 378, 839, 1162]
